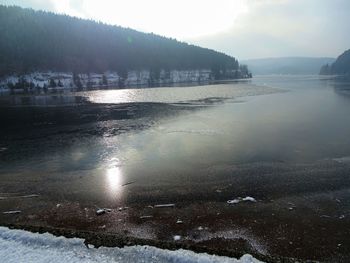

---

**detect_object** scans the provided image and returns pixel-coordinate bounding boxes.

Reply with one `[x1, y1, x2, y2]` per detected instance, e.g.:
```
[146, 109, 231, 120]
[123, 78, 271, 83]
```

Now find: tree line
[0, 5, 250, 80]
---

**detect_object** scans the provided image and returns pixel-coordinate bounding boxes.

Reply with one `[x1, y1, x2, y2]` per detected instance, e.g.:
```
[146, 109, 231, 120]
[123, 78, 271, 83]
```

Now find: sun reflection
[86, 89, 137, 104]
[106, 166, 123, 197]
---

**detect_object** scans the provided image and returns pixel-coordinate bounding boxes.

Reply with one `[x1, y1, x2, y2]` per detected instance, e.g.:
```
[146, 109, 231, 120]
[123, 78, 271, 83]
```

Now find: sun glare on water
[106, 166, 123, 198]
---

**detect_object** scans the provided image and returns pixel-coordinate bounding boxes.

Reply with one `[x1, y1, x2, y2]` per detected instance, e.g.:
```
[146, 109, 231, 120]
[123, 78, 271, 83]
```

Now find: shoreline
[0, 70, 252, 94]
[0, 225, 264, 263]
[0, 223, 290, 263]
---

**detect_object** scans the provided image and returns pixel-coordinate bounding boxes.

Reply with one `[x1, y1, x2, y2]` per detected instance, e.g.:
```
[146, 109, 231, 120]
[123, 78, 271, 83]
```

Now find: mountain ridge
[242, 57, 335, 75]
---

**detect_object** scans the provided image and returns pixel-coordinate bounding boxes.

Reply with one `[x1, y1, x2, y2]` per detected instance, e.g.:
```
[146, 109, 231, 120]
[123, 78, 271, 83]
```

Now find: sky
[1, 0, 349, 59]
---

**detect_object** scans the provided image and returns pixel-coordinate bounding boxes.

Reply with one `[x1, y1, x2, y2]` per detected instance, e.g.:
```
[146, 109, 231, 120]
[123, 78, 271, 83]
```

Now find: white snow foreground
[0, 227, 263, 263]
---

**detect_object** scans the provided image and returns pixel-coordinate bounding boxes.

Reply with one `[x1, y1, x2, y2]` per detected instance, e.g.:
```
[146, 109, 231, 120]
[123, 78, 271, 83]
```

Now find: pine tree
[102, 74, 108, 86]
[49, 78, 57, 88]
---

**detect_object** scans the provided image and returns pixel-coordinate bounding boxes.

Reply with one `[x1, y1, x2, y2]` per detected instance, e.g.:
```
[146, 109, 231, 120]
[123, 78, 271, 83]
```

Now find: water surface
[1, 75, 350, 261]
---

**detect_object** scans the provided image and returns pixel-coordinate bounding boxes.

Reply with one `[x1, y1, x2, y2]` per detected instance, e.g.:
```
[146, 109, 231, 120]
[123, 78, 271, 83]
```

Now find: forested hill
[320, 49, 350, 75]
[0, 5, 249, 79]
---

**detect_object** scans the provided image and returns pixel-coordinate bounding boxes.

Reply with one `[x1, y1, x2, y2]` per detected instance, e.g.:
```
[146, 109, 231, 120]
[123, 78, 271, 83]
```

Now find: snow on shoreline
[0, 70, 214, 91]
[0, 226, 263, 263]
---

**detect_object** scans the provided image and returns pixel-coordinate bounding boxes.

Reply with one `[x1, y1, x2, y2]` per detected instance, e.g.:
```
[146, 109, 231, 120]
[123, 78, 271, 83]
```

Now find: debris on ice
[227, 197, 257, 205]
[320, 215, 331, 218]
[154, 204, 175, 208]
[122, 181, 136, 186]
[0, 194, 39, 200]
[173, 235, 181, 241]
[140, 215, 153, 219]
[96, 209, 106, 215]
[242, 197, 256, 202]
[3, 210, 21, 214]
[96, 208, 113, 216]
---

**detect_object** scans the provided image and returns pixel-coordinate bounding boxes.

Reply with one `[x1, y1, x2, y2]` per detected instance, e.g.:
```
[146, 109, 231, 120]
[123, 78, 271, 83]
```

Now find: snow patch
[0, 227, 263, 263]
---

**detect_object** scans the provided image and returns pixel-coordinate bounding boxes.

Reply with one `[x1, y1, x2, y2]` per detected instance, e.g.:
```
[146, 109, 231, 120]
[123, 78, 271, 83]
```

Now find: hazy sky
[1, 0, 349, 59]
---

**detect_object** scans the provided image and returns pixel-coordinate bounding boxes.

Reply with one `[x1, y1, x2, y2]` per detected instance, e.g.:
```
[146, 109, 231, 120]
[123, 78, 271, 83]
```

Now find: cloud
[188, 0, 350, 59]
[64, 0, 250, 39]
[1, 0, 349, 59]
[49, 0, 86, 18]
[1, 0, 55, 10]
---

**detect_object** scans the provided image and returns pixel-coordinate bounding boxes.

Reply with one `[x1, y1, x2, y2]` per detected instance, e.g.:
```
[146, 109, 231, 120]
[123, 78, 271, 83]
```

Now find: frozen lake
[1, 75, 350, 261]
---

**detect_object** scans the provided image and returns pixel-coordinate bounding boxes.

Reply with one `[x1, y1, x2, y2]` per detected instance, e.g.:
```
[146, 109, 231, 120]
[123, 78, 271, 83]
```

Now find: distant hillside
[0, 5, 250, 81]
[242, 57, 335, 75]
[320, 49, 350, 75]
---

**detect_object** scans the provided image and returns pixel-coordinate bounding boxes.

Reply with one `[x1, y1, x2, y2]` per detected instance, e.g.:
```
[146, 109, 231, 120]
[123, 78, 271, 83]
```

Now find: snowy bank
[0, 68, 252, 92]
[0, 226, 263, 263]
[0, 70, 214, 91]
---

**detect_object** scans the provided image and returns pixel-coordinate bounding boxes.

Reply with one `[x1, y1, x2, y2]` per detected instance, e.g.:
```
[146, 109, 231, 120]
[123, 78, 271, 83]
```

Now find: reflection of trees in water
[1, 95, 88, 106]
[332, 77, 350, 97]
